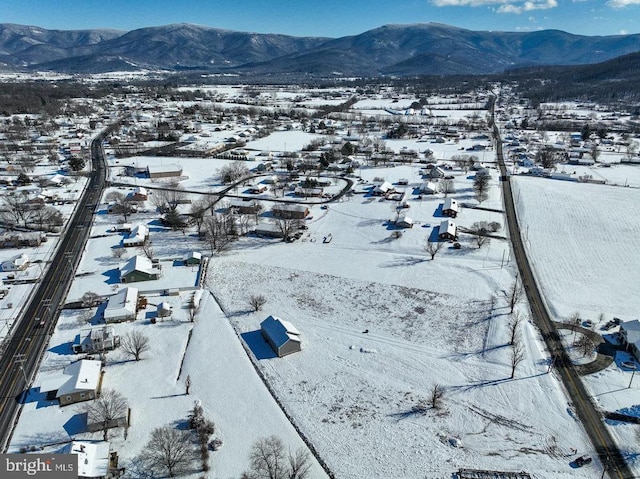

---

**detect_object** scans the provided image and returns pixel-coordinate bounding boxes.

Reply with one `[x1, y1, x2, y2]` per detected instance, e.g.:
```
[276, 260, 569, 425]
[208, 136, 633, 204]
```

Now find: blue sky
[1, 0, 639, 37]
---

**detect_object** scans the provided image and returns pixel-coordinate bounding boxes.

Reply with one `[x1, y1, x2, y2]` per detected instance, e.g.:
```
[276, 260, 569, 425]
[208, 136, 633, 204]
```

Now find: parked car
[621, 361, 637, 370]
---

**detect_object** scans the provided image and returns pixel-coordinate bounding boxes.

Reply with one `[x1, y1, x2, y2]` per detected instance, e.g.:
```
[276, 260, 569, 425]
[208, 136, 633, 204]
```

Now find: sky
[1, 0, 639, 37]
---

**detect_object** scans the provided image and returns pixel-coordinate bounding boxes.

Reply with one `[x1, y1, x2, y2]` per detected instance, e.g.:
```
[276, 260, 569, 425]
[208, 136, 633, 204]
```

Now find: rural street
[0, 122, 118, 452]
[490, 97, 633, 479]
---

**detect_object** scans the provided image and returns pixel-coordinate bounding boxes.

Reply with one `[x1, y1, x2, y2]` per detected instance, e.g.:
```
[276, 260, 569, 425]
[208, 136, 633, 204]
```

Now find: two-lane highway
[489, 96, 633, 479]
[0, 121, 120, 452]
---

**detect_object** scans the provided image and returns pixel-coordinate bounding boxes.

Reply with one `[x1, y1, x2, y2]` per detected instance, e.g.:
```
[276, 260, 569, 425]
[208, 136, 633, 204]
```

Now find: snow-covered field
[513, 174, 640, 472]
[7, 93, 640, 479]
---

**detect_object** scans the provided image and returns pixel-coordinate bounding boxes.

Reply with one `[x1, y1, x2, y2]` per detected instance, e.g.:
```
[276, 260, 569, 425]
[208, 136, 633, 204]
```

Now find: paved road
[0, 122, 119, 452]
[489, 97, 632, 478]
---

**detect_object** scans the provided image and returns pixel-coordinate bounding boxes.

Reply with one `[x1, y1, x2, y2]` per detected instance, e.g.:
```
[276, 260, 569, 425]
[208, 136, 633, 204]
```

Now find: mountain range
[1, 22, 640, 77]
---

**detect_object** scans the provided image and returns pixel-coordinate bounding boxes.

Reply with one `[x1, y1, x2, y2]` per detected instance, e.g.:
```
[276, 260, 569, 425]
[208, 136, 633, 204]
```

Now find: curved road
[490, 97, 632, 478]
[0, 121, 120, 452]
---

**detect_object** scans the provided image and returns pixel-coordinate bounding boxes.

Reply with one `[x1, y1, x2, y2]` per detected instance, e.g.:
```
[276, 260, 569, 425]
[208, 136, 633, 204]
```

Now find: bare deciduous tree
[507, 275, 524, 313]
[137, 242, 154, 260]
[249, 294, 267, 312]
[121, 330, 150, 361]
[575, 334, 595, 357]
[508, 312, 524, 346]
[271, 215, 301, 242]
[510, 339, 525, 379]
[469, 221, 490, 249]
[143, 426, 196, 477]
[428, 384, 446, 410]
[425, 239, 443, 260]
[105, 191, 135, 222]
[218, 161, 250, 184]
[473, 171, 490, 204]
[202, 213, 236, 254]
[82, 389, 128, 441]
[81, 291, 101, 308]
[243, 436, 311, 479]
[151, 187, 186, 214]
[440, 178, 455, 197]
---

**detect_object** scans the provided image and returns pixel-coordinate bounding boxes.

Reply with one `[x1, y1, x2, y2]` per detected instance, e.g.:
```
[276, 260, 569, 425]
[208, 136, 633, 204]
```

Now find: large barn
[260, 315, 302, 358]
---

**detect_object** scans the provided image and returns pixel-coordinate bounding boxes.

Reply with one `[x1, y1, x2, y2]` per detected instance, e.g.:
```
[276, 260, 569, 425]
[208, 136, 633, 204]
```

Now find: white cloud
[431, 0, 509, 7]
[607, 0, 640, 7]
[431, 0, 558, 11]
[498, 3, 523, 12]
[495, 0, 557, 12]
[619, 29, 629, 34]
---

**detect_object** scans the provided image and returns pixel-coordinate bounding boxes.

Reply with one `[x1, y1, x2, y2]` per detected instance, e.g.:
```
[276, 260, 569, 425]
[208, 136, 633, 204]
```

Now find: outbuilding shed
[260, 315, 302, 358]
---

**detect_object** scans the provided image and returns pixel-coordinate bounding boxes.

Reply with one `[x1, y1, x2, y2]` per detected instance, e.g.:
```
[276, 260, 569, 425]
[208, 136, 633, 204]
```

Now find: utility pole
[14, 353, 28, 385]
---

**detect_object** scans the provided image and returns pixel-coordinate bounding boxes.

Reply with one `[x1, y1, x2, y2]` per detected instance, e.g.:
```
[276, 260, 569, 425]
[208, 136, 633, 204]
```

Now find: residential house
[1, 253, 29, 272]
[248, 184, 268, 194]
[127, 186, 148, 201]
[260, 315, 302, 357]
[120, 255, 161, 284]
[73, 326, 120, 354]
[621, 320, 640, 361]
[103, 287, 139, 323]
[294, 186, 324, 197]
[69, 441, 118, 479]
[396, 215, 414, 229]
[39, 359, 102, 406]
[254, 223, 286, 239]
[438, 219, 458, 241]
[122, 224, 149, 248]
[228, 199, 261, 215]
[442, 198, 459, 218]
[372, 181, 394, 196]
[427, 166, 446, 179]
[0, 232, 46, 248]
[419, 181, 438, 195]
[272, 204, 309, 220]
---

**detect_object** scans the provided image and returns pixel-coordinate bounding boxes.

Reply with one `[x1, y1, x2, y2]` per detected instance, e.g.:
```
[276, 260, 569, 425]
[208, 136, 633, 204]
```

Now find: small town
[1, 3, 640, 475]
[0, 75, 638, 479]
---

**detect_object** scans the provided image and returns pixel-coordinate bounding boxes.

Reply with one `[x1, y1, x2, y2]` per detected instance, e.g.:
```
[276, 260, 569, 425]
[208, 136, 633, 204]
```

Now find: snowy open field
[9, 100, 640, 478]
[513, 174, 640, 473]
[199, 165, 598, 478]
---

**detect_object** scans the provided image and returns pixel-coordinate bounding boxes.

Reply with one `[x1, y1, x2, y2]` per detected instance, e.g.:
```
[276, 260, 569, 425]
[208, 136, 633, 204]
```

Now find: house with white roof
[621, 320, 640, 361]
[68, 441, 113, 479]
[419, 181, 438, 195]
[39, 359, 102, 406]
[260, 315, 302, 358]
[1, 253, 29, 272]
[120, 256, 160, 283]
[396, 214, 414, 229]
[438, 219, 458, 241]
[122, 224, 149, 247]
[127, 186, 148, 201]
[442, 198, 460, 218]
[372, 181, 394, 196]
[103, 287, 139, 323]
[73, 326, 120, 354]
